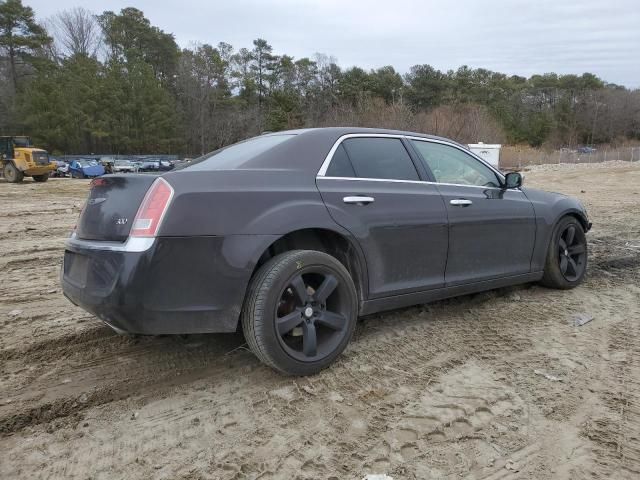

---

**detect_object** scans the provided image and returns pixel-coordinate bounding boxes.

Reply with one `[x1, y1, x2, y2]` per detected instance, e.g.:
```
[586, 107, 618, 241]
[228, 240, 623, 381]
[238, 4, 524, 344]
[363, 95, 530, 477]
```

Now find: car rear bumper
[61, 234, 276, 335]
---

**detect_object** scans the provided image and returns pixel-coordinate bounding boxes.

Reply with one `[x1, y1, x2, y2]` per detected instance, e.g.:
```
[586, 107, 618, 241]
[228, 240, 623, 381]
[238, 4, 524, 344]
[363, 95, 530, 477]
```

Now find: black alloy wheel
[275, 269, 350, 362]
[242, 250, 358, 375]
[558, 223, 586, 281]
[541, 216, 588, 289]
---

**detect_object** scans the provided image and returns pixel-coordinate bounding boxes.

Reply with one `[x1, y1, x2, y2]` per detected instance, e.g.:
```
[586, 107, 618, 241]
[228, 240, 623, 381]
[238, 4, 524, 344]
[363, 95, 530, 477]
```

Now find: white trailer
[468, 142, 501, 167]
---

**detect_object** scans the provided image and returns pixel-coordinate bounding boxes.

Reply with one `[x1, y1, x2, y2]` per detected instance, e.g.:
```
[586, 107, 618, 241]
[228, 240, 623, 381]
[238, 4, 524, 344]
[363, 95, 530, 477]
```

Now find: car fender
[521, 187, 590, 272]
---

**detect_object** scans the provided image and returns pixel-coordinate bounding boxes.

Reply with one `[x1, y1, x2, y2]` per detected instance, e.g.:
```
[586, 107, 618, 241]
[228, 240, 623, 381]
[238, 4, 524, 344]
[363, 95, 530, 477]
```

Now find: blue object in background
[69, 159, 105, 178]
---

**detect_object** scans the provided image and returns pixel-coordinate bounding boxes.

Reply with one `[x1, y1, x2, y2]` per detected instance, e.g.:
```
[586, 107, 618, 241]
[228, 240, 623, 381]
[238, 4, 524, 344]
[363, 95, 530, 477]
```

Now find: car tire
[540, 216, 588, 289]
[241, 250, 358, 375]
[32, 173, 49, 182]
[3, 162, 24, 183]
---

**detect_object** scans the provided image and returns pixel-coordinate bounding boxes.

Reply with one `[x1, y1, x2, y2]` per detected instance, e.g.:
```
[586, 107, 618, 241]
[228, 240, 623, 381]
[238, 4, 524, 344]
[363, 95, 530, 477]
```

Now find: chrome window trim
[318, 176, 427, 185]
[316, 133, 406, 177]
[318, 175, 508, 191]
[316, 133, 507, 188]
[66, 233, 155, 252]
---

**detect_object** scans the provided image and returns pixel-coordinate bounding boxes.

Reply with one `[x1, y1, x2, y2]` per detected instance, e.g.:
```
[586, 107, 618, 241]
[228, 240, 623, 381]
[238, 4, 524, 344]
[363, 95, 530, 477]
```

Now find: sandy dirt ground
[1, 162, 639, 479]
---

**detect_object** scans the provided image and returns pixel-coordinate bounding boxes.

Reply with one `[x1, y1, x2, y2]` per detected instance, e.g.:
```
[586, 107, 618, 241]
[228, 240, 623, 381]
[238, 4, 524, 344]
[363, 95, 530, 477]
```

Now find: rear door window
[340, 137, 419, 181]
[325, 144, 356, 177]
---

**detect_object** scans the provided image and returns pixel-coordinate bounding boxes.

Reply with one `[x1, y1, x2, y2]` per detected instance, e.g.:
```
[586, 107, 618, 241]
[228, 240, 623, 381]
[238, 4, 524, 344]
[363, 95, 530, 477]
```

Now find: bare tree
[52, 7, 101, 58]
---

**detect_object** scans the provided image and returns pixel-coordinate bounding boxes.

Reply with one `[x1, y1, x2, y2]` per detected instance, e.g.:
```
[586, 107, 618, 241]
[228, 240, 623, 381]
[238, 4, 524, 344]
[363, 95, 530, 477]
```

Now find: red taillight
[90, 178, 108, 188]
[130, 178, 174, 238]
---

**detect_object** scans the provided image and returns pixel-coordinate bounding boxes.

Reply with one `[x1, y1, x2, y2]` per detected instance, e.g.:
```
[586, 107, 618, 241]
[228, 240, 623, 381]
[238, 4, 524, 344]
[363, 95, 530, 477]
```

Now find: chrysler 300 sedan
[61, 128, 590, 375]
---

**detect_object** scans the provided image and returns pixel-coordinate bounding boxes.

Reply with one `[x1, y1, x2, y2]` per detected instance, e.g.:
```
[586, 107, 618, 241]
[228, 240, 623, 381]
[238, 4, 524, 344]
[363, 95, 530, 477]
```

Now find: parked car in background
[138, 159, 160, 172]
[69, 159, 105, 179]
[131, 161, 143, 171]
[138, 159, 175, 172]
[578, 146, 597, 154]
[62, 127, 591, 375]
[52, 159, 69, 177]
[112, 159, 138, 173]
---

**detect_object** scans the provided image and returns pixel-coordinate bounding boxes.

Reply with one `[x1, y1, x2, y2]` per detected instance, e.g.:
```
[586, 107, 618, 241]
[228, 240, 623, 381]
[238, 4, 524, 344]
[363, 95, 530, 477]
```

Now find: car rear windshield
[179, 134, 295, 171]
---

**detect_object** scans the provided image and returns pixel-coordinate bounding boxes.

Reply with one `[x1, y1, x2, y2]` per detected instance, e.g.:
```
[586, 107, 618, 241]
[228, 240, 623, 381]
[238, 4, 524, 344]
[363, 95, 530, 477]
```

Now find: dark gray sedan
[61, 128, 590, 375]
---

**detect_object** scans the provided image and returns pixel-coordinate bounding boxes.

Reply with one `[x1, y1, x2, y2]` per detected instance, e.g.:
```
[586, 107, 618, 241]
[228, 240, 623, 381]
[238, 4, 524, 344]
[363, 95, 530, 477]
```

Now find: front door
[409, 139, 536, 286]
[316, 136, 448, 298]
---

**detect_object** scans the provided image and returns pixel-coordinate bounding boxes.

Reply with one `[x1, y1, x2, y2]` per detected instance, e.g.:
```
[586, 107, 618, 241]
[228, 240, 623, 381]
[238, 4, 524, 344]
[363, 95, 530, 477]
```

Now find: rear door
[409, 139, 536, 285]
[316, 135, 448, 298]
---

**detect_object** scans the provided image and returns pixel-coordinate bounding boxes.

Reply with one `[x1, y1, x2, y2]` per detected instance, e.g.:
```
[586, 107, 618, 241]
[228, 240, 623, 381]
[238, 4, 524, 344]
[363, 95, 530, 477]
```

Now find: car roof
[178, 127, 470, 175]
[258, 127, 470, 172]
[270, 126, 459, 143]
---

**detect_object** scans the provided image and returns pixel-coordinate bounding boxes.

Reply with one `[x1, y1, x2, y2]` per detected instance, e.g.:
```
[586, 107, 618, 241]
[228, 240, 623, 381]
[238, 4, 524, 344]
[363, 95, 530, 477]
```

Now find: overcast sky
[28, 0, 640, 87]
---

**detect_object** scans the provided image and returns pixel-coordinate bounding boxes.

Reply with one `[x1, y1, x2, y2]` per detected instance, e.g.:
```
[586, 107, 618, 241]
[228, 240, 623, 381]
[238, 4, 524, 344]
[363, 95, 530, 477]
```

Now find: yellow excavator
[0, 136, 55, 183]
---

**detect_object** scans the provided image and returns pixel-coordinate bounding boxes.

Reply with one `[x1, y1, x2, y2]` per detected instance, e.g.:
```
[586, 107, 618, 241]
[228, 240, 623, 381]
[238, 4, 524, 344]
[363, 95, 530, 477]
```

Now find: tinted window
[325, 144, 356, 177]
[341, 138, 419, 181]
[183, 134, 294, 171]
[411, 140, 500, 187]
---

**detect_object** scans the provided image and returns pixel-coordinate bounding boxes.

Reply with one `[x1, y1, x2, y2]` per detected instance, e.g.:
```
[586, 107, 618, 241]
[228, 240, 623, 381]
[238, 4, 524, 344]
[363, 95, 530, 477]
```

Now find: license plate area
[64, 250, 89, 288]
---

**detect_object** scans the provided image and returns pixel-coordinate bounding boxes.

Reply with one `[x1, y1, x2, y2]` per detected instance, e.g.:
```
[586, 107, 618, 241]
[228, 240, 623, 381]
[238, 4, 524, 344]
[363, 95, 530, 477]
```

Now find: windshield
[115, 160, 131, 165]
[180, 134, 295, 171]
[12, 137, 32, 147]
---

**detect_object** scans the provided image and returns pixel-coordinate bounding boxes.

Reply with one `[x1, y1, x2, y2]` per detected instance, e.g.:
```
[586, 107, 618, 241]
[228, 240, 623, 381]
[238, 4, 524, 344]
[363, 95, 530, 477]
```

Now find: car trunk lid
[76, 175, 158, 242]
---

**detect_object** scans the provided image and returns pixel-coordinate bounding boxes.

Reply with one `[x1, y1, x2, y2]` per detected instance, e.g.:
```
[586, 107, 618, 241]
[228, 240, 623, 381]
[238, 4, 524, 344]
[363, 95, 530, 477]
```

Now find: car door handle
[450, 199, 473, 206]
[343, 196, 375, 205]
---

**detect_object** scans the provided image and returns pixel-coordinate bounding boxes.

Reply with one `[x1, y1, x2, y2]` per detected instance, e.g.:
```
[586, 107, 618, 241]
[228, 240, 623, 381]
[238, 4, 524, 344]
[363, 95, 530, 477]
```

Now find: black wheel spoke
[565, 226, 576, 246]
[316, 311, 345, 331]
[568, 244, 585, 255]
[567, 257, 578, 276]
[560, 255, 568, 274]
[290, 275, 308, 305]
[558, 238, 567, 251]
[277, 310, 303, 335]
[314, 274, 338, 303]
[302, 322, 317, 357]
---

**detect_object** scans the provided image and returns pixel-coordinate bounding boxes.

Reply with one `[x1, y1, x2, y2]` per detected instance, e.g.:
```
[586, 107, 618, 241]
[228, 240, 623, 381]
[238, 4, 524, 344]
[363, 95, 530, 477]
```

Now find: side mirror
[504, 172, 523, 189]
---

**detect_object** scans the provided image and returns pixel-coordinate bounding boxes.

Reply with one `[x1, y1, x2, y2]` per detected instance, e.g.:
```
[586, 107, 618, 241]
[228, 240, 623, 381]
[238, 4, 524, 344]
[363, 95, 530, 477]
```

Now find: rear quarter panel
[160, 170, 342, 236]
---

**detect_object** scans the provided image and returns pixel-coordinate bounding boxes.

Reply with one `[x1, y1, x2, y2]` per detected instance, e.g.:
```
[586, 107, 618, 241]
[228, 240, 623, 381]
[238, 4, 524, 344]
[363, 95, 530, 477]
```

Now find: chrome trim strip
[316, 132, 506, 186]
[318, 176, 428, 185]
[317, 175, 515, 192]
[65, 233, 155, 253]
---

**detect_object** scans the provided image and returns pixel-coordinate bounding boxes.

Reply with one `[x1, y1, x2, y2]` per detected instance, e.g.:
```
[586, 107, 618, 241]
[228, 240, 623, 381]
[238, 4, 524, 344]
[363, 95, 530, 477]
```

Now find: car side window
[411, 140, 501, 188]
[326, 144, 356, 177]
[340, 138, 419, 181]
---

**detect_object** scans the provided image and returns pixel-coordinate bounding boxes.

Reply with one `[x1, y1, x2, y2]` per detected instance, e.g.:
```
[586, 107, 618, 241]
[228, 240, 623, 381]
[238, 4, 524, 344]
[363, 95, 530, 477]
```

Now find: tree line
[1, 0, 639, 156]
